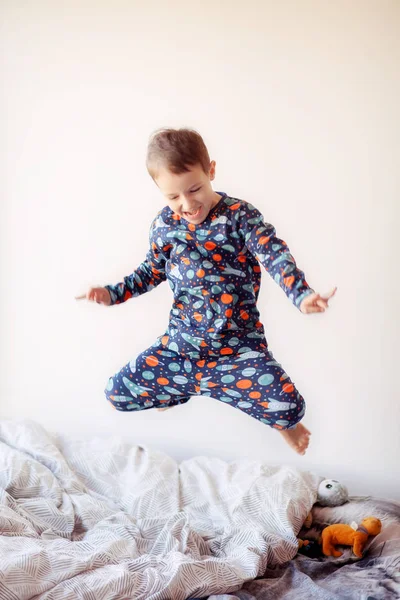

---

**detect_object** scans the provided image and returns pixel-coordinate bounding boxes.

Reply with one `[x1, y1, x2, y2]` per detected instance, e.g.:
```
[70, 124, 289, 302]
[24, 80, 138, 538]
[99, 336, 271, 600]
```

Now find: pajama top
[105, 193, 313, 359]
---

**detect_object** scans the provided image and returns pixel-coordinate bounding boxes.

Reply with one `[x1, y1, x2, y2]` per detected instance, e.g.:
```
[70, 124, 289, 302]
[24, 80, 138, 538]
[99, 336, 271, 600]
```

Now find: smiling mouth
[183, 207, 201, 218]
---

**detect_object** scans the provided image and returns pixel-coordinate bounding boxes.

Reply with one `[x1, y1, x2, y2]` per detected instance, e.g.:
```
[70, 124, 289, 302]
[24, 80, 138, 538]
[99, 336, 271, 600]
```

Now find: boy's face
[155, 162, 220, 225]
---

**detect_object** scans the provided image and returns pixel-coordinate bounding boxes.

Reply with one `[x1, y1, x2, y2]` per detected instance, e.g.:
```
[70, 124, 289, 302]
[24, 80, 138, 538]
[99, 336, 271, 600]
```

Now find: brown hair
[146, 128, 210, 179]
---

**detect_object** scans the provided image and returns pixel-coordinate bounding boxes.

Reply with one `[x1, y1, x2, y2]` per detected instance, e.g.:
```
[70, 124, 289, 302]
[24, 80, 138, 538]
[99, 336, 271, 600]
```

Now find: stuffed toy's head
[317, 479, 349, 506]
[360, 517, 382, 536]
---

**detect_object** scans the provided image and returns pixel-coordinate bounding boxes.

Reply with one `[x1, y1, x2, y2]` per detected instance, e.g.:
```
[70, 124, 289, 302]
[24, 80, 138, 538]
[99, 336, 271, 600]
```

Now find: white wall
[1, 1, 399, 500]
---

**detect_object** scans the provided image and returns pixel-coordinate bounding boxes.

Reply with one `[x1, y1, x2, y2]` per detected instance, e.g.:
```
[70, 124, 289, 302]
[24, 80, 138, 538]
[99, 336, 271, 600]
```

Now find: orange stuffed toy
[321, 517, 382, 558]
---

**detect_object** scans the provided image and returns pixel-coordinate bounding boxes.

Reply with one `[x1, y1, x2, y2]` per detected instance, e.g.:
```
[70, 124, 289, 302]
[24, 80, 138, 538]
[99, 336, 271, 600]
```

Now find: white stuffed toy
[317, 479, 349, 507]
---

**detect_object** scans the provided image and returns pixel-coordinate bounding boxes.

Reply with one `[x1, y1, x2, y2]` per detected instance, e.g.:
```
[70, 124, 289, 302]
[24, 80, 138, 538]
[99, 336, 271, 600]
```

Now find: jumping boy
[79, 128, 336, 455]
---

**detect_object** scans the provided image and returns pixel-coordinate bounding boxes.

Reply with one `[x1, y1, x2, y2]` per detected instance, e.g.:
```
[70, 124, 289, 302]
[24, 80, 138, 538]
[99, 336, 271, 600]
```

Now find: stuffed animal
[321, 517, 382, 558]
[317, 479, 349, 506]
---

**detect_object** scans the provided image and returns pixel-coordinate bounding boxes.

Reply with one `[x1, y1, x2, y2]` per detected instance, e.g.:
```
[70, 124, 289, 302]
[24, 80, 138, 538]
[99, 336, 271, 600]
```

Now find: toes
[297, 439, 310, 455]
[294, 442, 307, 455]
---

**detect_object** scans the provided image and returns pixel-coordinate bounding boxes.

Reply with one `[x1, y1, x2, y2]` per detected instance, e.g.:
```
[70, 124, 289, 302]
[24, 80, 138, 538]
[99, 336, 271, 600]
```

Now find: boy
[80, 128, 336, 455]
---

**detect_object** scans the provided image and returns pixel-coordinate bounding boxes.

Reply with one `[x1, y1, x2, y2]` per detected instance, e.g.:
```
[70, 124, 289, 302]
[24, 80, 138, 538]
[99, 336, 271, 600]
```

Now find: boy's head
[146, 128, 220, 224]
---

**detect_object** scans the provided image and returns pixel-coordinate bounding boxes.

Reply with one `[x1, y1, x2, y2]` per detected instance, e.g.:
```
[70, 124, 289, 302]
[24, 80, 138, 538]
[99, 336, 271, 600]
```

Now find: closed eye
[168, 186, 201, 200]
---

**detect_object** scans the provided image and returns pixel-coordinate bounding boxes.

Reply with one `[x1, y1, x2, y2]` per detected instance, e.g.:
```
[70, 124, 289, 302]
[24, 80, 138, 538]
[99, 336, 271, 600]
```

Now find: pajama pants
[104, 339, 305, 430]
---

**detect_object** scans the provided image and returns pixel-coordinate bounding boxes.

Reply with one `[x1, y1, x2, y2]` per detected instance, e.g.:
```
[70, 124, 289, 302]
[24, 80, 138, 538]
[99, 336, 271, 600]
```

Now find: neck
[357, 525, 369, 535]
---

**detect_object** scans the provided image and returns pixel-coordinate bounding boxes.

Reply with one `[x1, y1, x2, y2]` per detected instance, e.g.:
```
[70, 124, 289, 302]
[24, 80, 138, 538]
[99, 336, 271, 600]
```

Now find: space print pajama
[104, 193, 314, 430]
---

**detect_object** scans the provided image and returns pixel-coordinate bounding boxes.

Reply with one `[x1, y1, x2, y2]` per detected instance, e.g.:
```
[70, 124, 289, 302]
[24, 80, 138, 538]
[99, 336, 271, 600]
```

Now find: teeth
[185, 208, 200, 216]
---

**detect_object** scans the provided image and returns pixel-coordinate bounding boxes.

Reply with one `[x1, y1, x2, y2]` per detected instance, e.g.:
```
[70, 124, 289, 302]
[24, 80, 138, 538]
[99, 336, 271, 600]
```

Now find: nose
[181, 197, 196, 211]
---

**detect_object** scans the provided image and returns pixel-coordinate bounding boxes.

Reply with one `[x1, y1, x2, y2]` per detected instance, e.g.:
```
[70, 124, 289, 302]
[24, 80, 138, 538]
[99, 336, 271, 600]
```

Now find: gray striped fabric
[0, 419, 320, 599]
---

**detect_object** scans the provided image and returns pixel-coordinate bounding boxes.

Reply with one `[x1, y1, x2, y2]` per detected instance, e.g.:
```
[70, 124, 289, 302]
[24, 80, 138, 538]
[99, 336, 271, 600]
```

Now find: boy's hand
[300, 287, 337, 314]
[76, 287, 111, 305]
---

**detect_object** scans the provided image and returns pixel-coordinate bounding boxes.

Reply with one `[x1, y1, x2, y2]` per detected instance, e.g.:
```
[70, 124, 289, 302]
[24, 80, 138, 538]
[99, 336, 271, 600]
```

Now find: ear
[209, 160, 216, 181]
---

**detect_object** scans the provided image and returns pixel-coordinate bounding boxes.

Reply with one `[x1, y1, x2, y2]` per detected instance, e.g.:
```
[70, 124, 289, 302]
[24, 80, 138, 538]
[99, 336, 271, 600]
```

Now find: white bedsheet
[0, 419, 320, 599]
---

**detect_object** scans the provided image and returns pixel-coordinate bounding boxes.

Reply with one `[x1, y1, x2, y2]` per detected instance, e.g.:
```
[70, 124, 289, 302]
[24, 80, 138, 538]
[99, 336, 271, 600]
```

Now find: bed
[0, 419, 399, 599]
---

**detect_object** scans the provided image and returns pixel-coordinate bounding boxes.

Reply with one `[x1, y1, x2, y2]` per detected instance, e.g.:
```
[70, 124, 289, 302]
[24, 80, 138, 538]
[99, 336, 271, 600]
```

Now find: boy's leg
[201, 349, 310, 454]
[104, 345, 195, 412]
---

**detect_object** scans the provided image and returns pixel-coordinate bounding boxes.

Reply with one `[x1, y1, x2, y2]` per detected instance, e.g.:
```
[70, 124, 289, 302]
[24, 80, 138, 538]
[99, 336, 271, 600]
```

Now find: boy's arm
[237, 201, 314, 309]
[105, 216, 168, 305]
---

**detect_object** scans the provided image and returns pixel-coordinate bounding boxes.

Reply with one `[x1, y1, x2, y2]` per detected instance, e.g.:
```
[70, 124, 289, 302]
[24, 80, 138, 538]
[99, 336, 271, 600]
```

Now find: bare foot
[279, 423, 311, 455]
[157, 407, 171, 412]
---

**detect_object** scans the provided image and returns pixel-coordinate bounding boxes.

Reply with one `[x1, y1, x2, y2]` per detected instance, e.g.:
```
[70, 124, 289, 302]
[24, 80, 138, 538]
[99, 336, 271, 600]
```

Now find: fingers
[316, 298, 329, 310]
[93, 290, 104, 304]
[322, 286, 337, 300]
[301, 286, 337, 314]
[93, 288, 111, 305]
[304, 305, 325, 313]
[76, 288, 107, 304]
[301, 293, 325, 313]
[317, 287, 337, 309]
